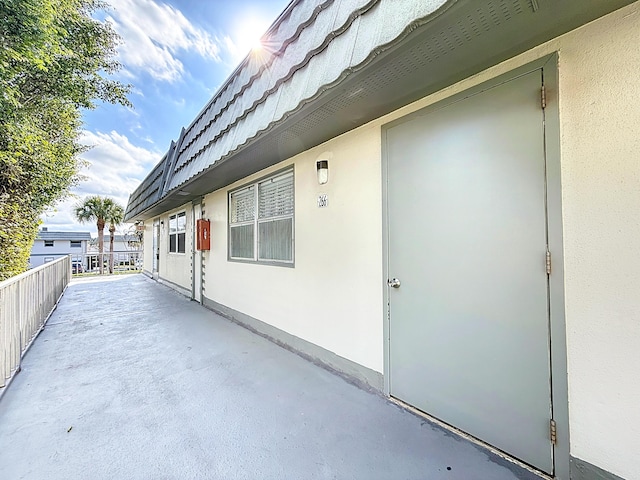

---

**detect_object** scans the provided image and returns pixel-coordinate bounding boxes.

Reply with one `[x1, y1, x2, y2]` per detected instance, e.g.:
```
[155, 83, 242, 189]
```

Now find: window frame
[70, 240, 82, 248]
[44, 240, 54, 247]
[168, 211, 187, 254]
[228, 166, 295, 267]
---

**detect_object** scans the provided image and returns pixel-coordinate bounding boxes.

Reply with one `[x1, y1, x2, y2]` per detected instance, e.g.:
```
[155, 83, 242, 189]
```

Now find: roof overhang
[126, 0, 635, 222]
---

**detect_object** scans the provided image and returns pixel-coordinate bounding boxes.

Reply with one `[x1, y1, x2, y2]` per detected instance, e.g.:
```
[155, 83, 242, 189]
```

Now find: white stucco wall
[553, 6, 640, 479]
[29, 240, 88, 268]
[175, 3, 640, 477]
[204, 125, 384, 373]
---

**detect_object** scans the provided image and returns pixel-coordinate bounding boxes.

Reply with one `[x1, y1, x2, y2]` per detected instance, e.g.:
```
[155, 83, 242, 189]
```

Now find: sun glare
[249, 37, 263, 53]
[234, 17, 269, 57]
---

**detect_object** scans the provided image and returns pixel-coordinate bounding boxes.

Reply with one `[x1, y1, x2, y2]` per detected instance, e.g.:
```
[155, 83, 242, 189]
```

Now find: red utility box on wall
[196, 219, 211, 251]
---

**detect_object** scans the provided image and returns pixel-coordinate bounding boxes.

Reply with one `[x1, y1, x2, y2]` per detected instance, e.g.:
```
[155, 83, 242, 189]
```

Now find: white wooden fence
[70, 250, 142, 275]
[0, 256, 70, 388]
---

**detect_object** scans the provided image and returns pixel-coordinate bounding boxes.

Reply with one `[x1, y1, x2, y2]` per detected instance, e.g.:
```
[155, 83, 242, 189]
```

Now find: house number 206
[317, 194, 328, 208]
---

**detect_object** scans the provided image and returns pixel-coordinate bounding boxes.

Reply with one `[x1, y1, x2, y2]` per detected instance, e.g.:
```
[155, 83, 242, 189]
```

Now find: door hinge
[550, 419, 557, 445]
[541, 85, 547, 109]
[546, 249, 552, 275]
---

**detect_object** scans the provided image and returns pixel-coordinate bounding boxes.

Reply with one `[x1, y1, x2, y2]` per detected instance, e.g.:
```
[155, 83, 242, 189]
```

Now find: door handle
[387, 278, 401, 288]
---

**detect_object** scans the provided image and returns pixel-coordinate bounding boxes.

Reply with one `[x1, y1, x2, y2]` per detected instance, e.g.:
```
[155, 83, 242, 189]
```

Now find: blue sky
[42, 0, 290, 233]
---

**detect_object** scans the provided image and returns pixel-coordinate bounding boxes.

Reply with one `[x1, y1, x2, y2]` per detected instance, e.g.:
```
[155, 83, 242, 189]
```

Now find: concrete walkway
[0, 275, 542, 480]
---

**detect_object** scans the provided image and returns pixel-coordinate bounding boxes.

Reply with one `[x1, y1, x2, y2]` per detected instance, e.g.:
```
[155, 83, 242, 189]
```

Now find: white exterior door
[152, 220, 159, 276]
[386, 70, 553, 473]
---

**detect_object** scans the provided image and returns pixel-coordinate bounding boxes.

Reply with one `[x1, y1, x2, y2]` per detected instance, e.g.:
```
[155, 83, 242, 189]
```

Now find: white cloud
[105, 0, 221, 82]
[40, 131, 162, 232]
[41, 199, 85, 231]
[78, 130, 160, 200]
[172, 97, 186, 108]
[223, 35, 239, 59]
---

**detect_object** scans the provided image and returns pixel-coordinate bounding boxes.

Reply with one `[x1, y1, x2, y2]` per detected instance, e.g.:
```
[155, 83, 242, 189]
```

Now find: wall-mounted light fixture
[317, 160, 329, 185]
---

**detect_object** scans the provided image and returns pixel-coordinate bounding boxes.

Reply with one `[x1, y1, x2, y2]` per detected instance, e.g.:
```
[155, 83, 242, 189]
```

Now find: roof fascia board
[126, 0, 635, 221]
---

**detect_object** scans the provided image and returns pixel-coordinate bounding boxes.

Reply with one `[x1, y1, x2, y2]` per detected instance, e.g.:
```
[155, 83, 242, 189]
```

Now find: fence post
[0, 257, 70, 389]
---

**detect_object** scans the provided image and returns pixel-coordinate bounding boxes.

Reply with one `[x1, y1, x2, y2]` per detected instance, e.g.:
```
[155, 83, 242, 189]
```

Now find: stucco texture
[556, 5, 640, 479]
[204, 123, 384, 374]
[186, 3, 640, 478]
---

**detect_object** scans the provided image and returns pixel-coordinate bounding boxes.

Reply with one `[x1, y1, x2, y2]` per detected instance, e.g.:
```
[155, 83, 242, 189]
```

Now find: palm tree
[74, 196, 123, 274]
[106, 203, 124, 274]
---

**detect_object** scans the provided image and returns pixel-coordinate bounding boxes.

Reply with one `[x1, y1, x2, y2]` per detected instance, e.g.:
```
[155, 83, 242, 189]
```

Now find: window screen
[258, 171, 294, 261]
[229, 169, 294, 264]
[229, 186, 255, 259]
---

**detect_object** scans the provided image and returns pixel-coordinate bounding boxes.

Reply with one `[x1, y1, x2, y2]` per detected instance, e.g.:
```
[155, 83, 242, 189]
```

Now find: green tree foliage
[0, 0, 130, 280]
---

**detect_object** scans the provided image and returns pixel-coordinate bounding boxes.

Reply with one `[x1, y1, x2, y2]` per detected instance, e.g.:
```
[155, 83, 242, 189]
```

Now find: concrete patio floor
[0, 274, 544, 480]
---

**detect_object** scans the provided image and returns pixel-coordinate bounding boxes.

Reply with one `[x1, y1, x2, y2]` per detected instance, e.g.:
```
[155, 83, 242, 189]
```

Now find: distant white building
[87, 234, 141, 254]
[29, 228, 92, 268]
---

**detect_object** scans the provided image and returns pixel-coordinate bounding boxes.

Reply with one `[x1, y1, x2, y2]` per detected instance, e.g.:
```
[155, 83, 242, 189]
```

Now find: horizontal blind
[230, 224, 254, 259]
[258, 170, 293, 219]
[258, 218, 292, 262]
[230, 185, 255, 223]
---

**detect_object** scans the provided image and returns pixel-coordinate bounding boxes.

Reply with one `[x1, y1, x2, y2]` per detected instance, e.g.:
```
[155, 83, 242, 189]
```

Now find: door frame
[152, 219, 160, 279]
[381, 54, 568, 479]
[191, 198, 204, 303]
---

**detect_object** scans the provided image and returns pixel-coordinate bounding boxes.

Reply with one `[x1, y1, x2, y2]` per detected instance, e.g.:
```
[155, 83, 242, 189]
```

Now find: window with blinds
[228, 168, 294, 264]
